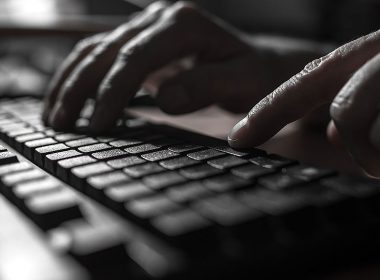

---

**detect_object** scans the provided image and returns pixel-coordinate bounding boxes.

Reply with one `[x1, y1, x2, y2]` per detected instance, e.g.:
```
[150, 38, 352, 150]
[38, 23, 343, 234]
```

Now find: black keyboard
[1, 97, 380, 279]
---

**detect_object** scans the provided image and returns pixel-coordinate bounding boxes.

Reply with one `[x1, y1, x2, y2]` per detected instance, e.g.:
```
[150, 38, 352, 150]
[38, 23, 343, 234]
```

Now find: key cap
[24, 138, 57, 159]
[141, 149, 180, 162]
[0, 151, 18, 165]
[0, 144, 7, 152]
[207, 156, 248, 169]
[14, 132, 45, 151]
[250, 154, 296, 169]
[78, 143, 110, 153]
[231, 164, 275, 180]
[45, 150, 83, 173]
[7, 127, 35, 138]
[167, 182, 212, 203]
[124, 143, 161, 155]
[105, 182, 153, 205]
[56, 155, 96, 181]
[71, 162, 113, 189]
[34, 143, 69, 166]
[2, 169, 46, 187]
[258, 174, 304, 191]
[66, 137, 97, 147]
[143, 172, 186, 190]
[0, 161, 32, 176]
[285, 165, 336, 181]
[123, 163, 164, 178]
[212, 144, 265, 157]
[53, 221, 127, 269]
[152, 210, 213, 250]
[109, 139, 143, 148]
[180, 164, 223, 180]
[168, 143, 204, 154]
[159, 156, 199, 170]
[87, 171, 130, 197]
[25, 189, 82, 230]
[92, 149, 127, 160]
[203, 174, 251, 192]
[13, 178, 62, 199]
[107, 156, 145, 169]
[126, 195, 181, 219]
[55, 133, 85, 142]
[194, 194, 262, 226]
[187, 149, 224, 161]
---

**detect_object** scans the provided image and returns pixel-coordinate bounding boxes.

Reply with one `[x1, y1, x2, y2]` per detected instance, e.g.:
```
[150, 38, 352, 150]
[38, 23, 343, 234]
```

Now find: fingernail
[228, 116, 248, 147]
[369, 114, 380, 152]
[158, 85, 190, 113]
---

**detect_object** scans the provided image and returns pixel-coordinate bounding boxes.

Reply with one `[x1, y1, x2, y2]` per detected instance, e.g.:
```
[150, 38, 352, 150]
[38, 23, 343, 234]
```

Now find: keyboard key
[105, 182, 153, 204]
[14, 132, 45, 150]
[87, 171, 130, 196]
[25, 189, 82, 230]
[167, 182, 212, 203]
[231, 165, 275, 180]
[180, 164, 223, 180]
[285, 165, 336, 181]
[0, 151, 18, 165]
[203, 174, 251, 192]
[0, 161, 32, 176]
[53, 221, 127, 268]
[207, 156, 248, 169]
[168, 143, 204, 154]
[141, 149, 180, 162]
[212, 144, 265, 157]
[159, 156, 199, 170]
[45, 150, 83, 173]
[187, 149, 224, 161]
[109, 138, 143, 148]
[24, 138, 57, 159]
[13, 178, 62, 199]
[2, 169, 46, 186]
[152, 210, 212, 242]
[71, 163, 113, 189]
[124, 143, 161, 155]
[57, 156, 96, 181]
[107, 156, 145, 169]
[92, 149, 127, 160]
[143, 172, 186, 190]
[55, 133, 85, 142]
[194, 194, 262, 226]
[126, 195, 181, 219]
[78, 143, 111, 153]
[258, 174, 304, 191]
[250, 154, 296, 169]
[123, 163, 164, 178]
[34, 143, 69, 166]
[7, 127, 35, 137]
[66, 137, 97, 148]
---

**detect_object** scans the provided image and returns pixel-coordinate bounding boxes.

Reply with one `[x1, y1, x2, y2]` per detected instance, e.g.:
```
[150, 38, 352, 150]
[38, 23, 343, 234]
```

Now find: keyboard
[1, 97, 380, 280]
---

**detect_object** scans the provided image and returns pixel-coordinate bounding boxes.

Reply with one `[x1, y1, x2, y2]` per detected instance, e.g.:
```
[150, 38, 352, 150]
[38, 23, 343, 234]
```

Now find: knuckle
[74, 33, 105, 52]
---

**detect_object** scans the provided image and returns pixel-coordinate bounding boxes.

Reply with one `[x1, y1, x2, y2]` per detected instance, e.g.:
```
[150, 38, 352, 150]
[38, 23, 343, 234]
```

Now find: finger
[90, 2, 250, 131]
[48, 1, 169, 130]
[42, 32, 106, 123]
[330, 52, 380, 177]
[228, 30, 380, 148]
[326, 120, 343, 149]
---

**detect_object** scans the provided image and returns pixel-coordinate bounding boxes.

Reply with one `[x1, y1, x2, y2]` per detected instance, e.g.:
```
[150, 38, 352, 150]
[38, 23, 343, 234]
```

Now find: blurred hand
[43, 1, 287, 131]
[229, 30, 380, 177]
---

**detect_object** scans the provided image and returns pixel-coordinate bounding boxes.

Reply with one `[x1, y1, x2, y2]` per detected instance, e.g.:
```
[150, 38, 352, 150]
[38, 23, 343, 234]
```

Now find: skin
[43, 1, 380, 177]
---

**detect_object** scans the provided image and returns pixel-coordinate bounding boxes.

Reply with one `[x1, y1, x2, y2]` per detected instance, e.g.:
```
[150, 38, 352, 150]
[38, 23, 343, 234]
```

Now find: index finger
[228, 31, 380, 148]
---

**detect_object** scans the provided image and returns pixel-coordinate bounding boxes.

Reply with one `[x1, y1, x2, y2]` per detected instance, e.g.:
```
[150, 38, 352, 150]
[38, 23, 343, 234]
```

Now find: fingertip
[228, 117, 250, 148]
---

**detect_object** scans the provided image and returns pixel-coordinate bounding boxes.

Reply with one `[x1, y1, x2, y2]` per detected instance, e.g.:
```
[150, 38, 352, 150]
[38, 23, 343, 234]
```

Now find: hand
[43, 1, 271, 131]
[228, 30, 380, 177]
